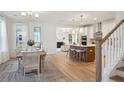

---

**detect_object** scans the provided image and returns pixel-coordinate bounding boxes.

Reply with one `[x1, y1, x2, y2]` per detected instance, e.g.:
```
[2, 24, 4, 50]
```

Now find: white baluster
[107, 38, 110, 71]
[116, 29, 119, 58]
[122, 23, 124, 52]
[102, 43, 105, 75]
[120, 25, 123, 55]
[113, 32, 115, 63]
[105, 41, 108, 74]
[111, 34, 114, 66]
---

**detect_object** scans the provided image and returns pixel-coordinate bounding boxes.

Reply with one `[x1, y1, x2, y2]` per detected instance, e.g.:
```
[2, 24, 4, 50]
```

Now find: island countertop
[70, 44, 95, 48]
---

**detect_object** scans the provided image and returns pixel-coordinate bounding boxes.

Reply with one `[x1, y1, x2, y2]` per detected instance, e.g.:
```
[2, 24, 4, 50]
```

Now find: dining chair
[22, 51, 40, 79]
[15, 48, 25, 72]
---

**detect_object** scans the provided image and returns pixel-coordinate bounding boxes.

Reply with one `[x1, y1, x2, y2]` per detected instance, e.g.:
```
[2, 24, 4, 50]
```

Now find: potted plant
[27, 39, 35, 51]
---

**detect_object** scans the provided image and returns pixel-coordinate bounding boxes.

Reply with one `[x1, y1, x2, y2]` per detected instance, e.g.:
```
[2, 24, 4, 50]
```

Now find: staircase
[95, 20, 124, 82]
[110, 60, 124, 82]
[110, 75, 124, 82]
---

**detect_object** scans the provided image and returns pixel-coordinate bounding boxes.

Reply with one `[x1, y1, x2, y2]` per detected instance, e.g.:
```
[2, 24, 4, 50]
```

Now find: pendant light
[80, 15, 84, 34]
[72, 19, 75, 34]
[21, 11, 39, 18]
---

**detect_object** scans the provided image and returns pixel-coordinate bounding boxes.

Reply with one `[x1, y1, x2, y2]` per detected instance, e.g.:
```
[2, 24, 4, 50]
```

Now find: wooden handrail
[101, 20, 124, 44]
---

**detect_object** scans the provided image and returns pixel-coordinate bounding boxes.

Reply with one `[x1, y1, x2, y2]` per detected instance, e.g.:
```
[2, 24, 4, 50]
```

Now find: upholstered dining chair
[15, 48, 25, 72]
[22, 51, 40, 78]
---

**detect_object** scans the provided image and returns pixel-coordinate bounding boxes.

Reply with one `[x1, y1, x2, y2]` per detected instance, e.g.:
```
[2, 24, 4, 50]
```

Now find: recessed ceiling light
[34, 13, 39, 18]
[21, 12, 26, 16]
[93, 18, 97, 21]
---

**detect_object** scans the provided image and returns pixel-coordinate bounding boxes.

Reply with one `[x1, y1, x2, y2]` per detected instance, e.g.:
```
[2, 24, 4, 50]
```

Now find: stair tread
[110, 75, 124, 82]
[117, 66, 124, 72]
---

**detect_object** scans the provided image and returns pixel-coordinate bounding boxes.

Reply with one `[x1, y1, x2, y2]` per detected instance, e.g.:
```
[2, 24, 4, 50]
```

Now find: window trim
[33, 27, 41, 48]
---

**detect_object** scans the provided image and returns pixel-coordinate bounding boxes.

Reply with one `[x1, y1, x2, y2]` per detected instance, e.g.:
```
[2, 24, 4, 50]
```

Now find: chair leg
[22, 68, 25, 81]
[79, 52, 81, 62]
[37, 69, 40, 81]
[41, 62, 44, 73]
[23, 67, 25, 76]
[40, 62, 44, 81]
[18, 58, 21, 73]
[83, 53, 86, 63]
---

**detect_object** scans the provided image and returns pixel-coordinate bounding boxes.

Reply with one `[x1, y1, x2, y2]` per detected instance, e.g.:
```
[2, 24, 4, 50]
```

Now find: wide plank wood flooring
[0, 52, 96, 82]
[48, 52, 96, 82]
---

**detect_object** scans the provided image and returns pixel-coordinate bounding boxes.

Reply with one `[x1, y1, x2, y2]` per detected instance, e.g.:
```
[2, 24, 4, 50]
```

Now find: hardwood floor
[0, 52, 96, 82]
[47, 52, 96, 82]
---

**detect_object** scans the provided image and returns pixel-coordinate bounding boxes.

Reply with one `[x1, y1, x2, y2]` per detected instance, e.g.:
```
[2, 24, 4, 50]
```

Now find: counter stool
[75, 49, 86, 62]
[70, 49, 76, 60]
[75, 49, 80, 61]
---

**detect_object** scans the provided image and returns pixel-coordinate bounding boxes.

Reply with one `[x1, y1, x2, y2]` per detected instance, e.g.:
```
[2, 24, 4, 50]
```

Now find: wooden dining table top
[21, 50, 46, 54]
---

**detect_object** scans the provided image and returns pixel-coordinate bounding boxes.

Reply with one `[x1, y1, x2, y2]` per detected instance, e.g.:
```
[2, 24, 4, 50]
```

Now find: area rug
[0, 60, 65, 82]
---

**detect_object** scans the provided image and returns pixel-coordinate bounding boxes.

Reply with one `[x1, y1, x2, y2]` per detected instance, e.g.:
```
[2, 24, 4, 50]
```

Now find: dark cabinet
[70, 45, 95, 62]
[85, 47, 95, 62]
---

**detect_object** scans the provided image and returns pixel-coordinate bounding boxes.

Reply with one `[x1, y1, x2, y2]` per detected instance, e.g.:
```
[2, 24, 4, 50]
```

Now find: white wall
[86, 26, 94, 44]
[41, 23, 56, 54]
[6, 19, 57, 58]
[6, 16, 117, 58]
[28, 22, 56, 54]
[116, 11, 124, 21]
[6, 19, 16, 58]
[102, 19, 116, 37]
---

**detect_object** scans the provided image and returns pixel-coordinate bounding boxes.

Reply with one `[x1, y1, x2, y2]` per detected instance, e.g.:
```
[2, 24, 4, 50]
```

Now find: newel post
[94, 30, 103, 82]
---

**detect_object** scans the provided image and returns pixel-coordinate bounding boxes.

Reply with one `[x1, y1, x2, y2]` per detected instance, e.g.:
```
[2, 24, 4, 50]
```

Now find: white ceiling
[1, 11, 116, 27]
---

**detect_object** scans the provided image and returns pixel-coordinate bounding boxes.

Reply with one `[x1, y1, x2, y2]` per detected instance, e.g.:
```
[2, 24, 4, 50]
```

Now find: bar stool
[75, 49, 80, 61]
[70, 48, 76, 60]
[81, 50, 86, 62]
[75, 49, 86, 62]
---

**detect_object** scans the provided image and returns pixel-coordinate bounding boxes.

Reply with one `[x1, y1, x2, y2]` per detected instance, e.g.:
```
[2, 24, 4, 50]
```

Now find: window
[33, 27, 41, 48]
[0, 17, 9, 63]
[0, 20, 1, 50]
[68, 34, 72, 44]
[16, 23, 27, 48]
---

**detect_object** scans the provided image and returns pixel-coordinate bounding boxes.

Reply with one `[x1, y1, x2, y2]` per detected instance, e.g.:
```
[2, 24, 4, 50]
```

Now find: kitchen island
[69, 45, 95, 62]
